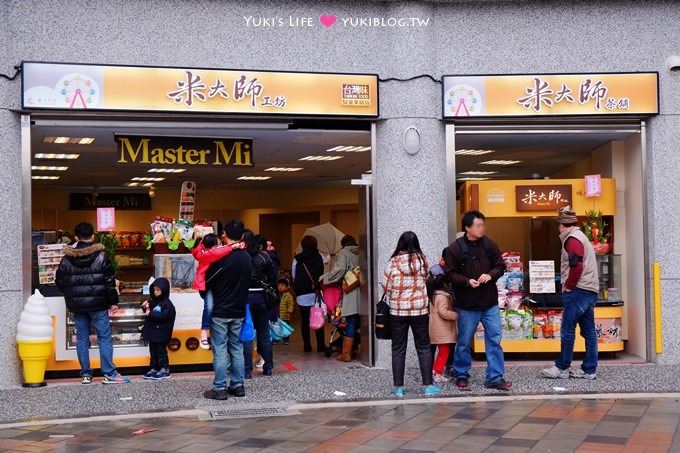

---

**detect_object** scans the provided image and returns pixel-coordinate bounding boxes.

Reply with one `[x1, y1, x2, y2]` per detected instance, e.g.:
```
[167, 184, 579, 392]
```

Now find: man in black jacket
[444, 211, 511, 391]
[203, 219, 252, 400]
[55, 223, 130, 384]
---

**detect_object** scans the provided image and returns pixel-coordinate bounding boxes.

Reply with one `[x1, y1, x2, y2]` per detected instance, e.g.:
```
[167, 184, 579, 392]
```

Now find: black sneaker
[204, 389, 229, 400]
[485, 378, 513, 390]
[443, 366, 455, 378]
[227, 385, 245, 397]
[455, 377, 468, 389]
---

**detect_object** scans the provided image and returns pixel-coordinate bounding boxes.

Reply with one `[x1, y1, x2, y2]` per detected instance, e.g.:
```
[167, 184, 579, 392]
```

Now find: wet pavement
[0, 395, 679, 452]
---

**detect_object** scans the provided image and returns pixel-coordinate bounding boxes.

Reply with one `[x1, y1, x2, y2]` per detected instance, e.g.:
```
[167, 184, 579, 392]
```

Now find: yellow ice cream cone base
[17, 340, 52, 387]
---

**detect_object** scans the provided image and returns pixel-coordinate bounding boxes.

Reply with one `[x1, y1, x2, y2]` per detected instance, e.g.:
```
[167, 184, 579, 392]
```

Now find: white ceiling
[455, 131, 636, 179]
[30, 120, 637, 190]
[30, 123, 372, 189]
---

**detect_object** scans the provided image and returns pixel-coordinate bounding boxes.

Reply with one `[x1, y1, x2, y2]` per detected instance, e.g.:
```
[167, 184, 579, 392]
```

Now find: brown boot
[337, 337, 353, 362]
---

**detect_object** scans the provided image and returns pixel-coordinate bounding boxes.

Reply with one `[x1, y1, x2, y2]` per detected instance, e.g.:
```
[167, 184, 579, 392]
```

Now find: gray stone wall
[1, 0, 679, 386]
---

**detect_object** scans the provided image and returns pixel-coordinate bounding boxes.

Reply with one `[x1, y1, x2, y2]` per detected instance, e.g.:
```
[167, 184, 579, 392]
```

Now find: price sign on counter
[529, 260, 556, 294]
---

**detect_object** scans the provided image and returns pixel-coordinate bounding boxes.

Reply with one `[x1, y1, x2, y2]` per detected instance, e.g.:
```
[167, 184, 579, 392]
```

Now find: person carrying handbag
[381, 231, 440, 398]
[292, 235, 326, 353]
[320, 235, 361, 362]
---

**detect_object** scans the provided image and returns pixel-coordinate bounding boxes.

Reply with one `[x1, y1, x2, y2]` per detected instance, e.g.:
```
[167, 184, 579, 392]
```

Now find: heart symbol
[319, 14, 336, 27]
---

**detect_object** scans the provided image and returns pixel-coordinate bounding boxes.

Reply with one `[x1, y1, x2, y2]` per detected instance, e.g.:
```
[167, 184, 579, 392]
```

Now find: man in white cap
[542, 206, 600, 380]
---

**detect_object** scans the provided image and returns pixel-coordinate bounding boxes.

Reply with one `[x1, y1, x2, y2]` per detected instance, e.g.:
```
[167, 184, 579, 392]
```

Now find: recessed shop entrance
[446, 120, 650, 361]
[26, 116, 376, 376]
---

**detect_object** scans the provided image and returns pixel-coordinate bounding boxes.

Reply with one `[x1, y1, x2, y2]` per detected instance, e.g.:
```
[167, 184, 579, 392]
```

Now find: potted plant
[94, 231, 121, 275]
[582, 210, 611, 254]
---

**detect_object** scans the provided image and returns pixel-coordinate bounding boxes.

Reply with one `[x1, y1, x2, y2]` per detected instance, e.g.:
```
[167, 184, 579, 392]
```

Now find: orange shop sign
[442, 72, 658, 117]
[515, 185, 572, 212]
[21, 62, 378, 117]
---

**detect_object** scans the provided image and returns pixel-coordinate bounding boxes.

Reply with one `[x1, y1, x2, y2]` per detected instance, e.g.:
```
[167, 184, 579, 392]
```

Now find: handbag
[239, 304, 255, 343]
[261, 280, 281, 310]
[269, 318, 295, 341]
[342, 265, 361, 293]
[258, 253, 280, 310]
[309, 294, 326, 330]
[301, 262, 327, 330]
[374, 294, 391, 340]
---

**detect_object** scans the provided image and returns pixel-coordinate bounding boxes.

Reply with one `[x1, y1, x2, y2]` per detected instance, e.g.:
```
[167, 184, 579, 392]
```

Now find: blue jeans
[200, 289, 214, 331]
[344, 314, 360, 338]
[454, 305, 505, 384]
[556, 287, 599, 374]
[73, 310, 117, 377]
[243, 294, 274, 374]
[211, 317, 245, 390]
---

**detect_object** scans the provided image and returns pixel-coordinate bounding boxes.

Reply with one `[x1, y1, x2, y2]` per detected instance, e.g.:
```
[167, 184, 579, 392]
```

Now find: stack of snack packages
[476, 252, 534, 340]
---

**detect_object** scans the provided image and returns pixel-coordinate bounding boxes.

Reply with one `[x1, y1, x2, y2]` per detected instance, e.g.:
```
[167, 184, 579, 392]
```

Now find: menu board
[37, 243, 66, 285]
[529, 260, 556, 294]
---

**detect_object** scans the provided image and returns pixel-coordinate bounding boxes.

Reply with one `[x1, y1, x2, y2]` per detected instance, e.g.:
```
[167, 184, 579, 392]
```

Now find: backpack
[455, 236, 495, 272]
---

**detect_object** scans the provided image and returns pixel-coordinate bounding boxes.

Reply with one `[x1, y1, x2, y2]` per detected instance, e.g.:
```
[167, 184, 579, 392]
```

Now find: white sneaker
[541, 365, 569, 379]
[255, 357, 265, 369]
[433, 373, 451, 383]
[569, 368, 597, 380]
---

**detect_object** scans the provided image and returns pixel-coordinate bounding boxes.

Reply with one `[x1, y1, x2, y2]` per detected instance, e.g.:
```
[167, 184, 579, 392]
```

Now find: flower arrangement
[582, 210, 611, 254]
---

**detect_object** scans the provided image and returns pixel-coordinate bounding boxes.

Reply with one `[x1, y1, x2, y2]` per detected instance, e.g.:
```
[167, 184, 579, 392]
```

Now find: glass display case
[66, 284, 147, 350]
[595, 254, 623, 305]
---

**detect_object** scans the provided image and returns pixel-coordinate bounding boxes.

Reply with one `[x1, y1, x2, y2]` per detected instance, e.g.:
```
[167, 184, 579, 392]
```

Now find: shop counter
[472, 306, 624, 354]
[44, 291, 212, 372]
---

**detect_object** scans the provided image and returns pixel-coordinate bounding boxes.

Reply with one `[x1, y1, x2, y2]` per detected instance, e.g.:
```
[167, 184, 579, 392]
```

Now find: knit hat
[557, 205, 578, 225]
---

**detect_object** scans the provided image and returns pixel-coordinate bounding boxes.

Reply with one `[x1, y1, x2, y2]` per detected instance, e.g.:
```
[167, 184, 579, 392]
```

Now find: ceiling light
[32, 175, 60, 180]
[458, 177, 490, 181]
[147, 168, 186, 173]
[31, 166, 69, 171]
[264, 167, 303, 172]
[42, 136, 95, 144]
[131, 177, 165, 181]
[459, 171, 497, 176]
[237, 176, 272, 181]
[299, 155, 344, 161]
[455, 149, 496, 156]
[34, 153, 80, 160]
[479, 160, 522, 165]
[326, 145, 371, 152]
[126, 182, 140, 187]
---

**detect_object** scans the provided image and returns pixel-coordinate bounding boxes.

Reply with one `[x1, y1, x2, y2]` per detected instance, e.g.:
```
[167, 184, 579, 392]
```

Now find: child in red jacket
[192, 233, 243, 349]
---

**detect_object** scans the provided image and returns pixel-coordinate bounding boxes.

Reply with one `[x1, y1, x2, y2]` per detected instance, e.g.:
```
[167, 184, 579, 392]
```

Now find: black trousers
[390, 314, 433, 387]
[299, 305, 325, 351]
[149, 342, 169, 370]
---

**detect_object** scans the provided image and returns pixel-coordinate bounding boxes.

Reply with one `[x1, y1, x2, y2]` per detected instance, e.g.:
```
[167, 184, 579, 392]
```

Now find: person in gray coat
[321, 235, 360, 361]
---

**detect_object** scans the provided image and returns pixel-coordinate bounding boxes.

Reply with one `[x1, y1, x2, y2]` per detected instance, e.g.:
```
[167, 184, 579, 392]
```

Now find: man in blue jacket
[55, 222, 130, 384]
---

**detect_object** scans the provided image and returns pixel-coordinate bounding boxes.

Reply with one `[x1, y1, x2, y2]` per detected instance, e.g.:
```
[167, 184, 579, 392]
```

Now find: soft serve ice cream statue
[16, 290, 54, 387]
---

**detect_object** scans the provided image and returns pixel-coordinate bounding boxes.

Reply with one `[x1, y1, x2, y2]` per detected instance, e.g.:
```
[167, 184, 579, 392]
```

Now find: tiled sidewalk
[1, 397, 679, 452]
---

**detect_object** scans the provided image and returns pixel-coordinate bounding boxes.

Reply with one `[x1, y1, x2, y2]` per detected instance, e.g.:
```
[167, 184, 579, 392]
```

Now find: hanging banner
[22, 62, 378, 117]
[179, 181, 197, 221]
[442, 72, 659, 117]
[115, 135, 253, 168]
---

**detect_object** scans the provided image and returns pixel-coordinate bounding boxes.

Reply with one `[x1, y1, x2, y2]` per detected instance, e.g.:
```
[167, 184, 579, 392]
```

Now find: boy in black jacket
[141, 278, 176, 380]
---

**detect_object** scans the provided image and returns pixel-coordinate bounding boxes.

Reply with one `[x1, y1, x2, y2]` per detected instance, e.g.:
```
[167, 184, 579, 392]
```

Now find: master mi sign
[115, 135, 254, 167]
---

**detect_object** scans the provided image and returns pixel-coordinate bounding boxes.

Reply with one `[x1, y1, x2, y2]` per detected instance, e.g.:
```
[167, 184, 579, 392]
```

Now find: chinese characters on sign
[342, 84, 371, 106]
[515, 185, 572, 212]
[516, 77, 630, 113]
[167, 70, 287, 110]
